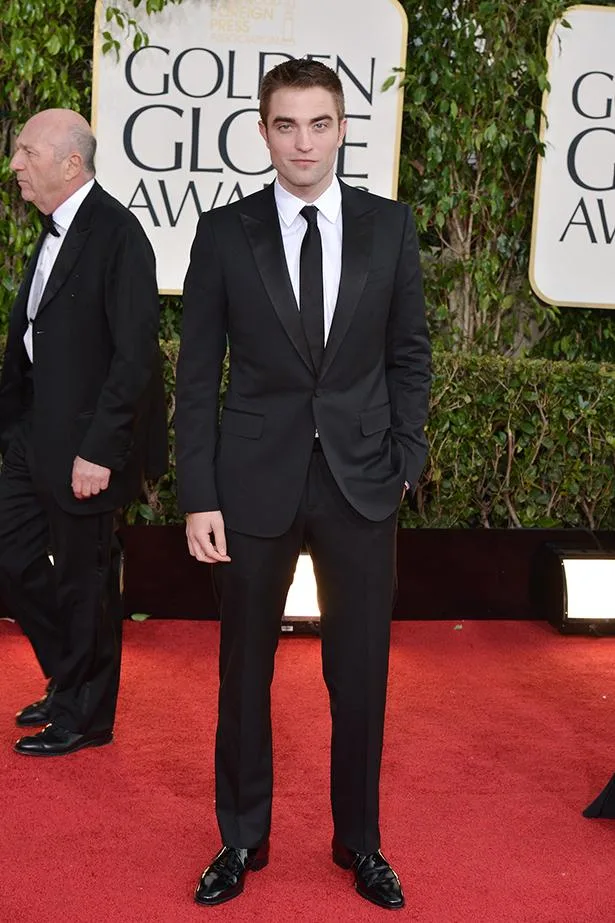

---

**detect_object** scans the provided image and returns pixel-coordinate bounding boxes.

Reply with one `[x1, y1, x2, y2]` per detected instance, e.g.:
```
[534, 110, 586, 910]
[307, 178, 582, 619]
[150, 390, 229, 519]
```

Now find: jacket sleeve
[386, 205, 432, 488]
[175, 212, 228, 513]
[77, 220, 161, 470]
[0, 348, 24, 456]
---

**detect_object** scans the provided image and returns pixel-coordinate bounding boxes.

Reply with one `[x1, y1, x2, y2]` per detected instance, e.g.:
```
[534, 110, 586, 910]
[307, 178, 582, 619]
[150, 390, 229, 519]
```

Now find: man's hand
[186, 511, 231, 564]
[72, 456, 111, 500]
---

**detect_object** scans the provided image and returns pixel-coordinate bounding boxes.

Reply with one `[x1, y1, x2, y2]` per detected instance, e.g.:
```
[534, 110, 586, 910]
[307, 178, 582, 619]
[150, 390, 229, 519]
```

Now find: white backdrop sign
[92, 0, 407, 293]
[530, 4, 615, 308]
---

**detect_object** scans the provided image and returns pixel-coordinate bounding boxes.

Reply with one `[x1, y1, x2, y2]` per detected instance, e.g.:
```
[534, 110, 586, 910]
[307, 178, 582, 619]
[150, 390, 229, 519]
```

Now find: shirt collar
[274, 176, 341, 228]
[52, 178, 95, 234]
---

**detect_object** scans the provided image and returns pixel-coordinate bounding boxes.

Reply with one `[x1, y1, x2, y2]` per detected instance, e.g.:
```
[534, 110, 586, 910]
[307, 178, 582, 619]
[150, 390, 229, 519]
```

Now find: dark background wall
[115, 526, 615, 621]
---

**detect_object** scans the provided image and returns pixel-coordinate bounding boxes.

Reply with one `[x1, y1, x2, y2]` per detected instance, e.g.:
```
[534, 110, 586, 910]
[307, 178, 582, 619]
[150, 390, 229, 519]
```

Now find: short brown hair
[259, 58, 345, 124]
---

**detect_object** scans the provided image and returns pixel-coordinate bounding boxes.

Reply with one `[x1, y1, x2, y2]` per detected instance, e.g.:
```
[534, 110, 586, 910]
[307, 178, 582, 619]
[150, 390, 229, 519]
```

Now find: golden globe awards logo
[560, 71, 615, 244]
[92, 0, 407, 293]
[530, 5, 615, 309]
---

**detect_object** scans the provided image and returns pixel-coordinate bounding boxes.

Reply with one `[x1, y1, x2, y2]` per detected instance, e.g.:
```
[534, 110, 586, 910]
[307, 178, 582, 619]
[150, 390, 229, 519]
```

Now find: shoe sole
[355, 884, 405, 910]
[13, 733, 113, 757]
[193, 856, 269, 906]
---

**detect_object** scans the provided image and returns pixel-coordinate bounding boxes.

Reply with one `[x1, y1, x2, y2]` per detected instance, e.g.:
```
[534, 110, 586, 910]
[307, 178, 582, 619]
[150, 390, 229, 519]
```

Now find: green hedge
[413, 352, 615, 530]
[144, 346, 615, 530]
[2, 341, 613, 530]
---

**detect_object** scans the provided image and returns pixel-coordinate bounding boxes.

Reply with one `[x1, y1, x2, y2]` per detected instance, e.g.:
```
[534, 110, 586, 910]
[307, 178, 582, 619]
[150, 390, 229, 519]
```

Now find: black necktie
[40, 212, 59, 237]
[299, 205, 325, 372]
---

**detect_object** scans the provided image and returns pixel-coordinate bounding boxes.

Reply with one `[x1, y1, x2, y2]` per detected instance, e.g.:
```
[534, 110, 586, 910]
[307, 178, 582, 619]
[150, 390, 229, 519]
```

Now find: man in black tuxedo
[0, 108, 166, 756]
[176, 59, 430, 910]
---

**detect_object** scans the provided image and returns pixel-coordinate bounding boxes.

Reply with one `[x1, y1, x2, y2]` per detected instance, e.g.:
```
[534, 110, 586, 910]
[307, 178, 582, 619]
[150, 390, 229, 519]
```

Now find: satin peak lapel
[240, 195, 314, 374]
[36, 184, 101, 317]
[37, 224, 92, 316]
[320, 188, 374, 378]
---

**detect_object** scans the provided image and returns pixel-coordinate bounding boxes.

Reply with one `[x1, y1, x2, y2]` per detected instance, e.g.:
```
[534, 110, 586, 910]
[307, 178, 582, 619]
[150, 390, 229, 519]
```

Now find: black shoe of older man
[194, 842, 269, 906]
[15, 681, 56, 727]
[332, 837, 405, 910]
[14, 723, 113, 756]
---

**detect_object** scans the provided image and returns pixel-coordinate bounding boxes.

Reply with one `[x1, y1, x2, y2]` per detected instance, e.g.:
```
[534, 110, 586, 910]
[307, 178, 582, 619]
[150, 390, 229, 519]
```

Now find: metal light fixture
[282, 553, 321, 635]
[538, 545, 615, 634]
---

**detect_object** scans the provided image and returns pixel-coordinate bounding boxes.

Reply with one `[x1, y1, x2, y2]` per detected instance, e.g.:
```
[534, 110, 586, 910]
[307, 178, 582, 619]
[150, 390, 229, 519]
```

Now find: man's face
[259, 86, 346, 201]
[10, 115, 67, 214]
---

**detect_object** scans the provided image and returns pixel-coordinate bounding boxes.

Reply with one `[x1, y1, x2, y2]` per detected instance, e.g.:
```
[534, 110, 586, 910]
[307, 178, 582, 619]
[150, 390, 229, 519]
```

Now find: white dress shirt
[274, 177, 343, 344]
[24, 178, 95, 362]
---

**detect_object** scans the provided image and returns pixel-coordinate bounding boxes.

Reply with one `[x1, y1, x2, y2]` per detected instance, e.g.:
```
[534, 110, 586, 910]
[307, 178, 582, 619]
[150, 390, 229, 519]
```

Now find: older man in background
[0, 108, 167, 755]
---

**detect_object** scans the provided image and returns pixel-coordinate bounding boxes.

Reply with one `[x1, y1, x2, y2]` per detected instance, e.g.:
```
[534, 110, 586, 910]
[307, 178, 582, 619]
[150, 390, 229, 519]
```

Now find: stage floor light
[538, 546, 615, 634]
[282, 553, 320, 635]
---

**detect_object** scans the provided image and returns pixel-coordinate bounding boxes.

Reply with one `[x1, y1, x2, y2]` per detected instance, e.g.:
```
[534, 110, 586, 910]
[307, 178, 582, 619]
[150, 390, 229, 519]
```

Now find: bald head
[28, 109, 97, 174]
[11, 108, 96, 214]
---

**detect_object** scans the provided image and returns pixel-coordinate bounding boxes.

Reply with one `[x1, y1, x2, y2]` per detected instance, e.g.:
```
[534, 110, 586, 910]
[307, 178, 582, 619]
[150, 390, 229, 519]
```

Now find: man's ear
[258, 120, 269, 148]
[337, 118, 348, 149]
[65, 152, 83, 181]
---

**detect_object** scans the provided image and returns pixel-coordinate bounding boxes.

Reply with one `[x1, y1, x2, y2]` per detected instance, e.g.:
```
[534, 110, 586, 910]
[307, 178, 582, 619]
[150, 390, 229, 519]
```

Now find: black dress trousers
[214, 445, 398, 855]
[0, 416, 122, 734]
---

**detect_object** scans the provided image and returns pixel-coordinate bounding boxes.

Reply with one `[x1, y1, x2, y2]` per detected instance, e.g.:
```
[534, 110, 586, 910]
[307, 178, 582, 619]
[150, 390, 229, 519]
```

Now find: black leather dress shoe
[15, 681, 57, 727]
[333, 837, 405, 910]
[194, 842, 269, 906]
[14, 723, 113, 756]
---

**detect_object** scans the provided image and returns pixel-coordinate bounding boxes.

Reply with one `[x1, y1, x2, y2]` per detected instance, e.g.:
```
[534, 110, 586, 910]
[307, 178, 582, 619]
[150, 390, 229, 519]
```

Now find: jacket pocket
[360, 403, 391, 436]
[220, 407, 264, 439]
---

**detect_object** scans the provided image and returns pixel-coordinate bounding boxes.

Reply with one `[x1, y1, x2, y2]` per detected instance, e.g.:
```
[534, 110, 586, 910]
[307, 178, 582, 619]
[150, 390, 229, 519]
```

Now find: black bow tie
[40, 212, 60, 237]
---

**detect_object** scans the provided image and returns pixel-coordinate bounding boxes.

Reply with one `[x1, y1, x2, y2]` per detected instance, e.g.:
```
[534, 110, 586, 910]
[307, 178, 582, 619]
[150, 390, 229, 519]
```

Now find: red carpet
[2, 619, 615, 922]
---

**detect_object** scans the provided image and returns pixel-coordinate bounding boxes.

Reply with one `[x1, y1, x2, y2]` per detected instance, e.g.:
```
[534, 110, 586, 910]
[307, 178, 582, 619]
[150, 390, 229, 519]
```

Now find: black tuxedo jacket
[0, 182, 167, 514]
[176, 181, 431, 537]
